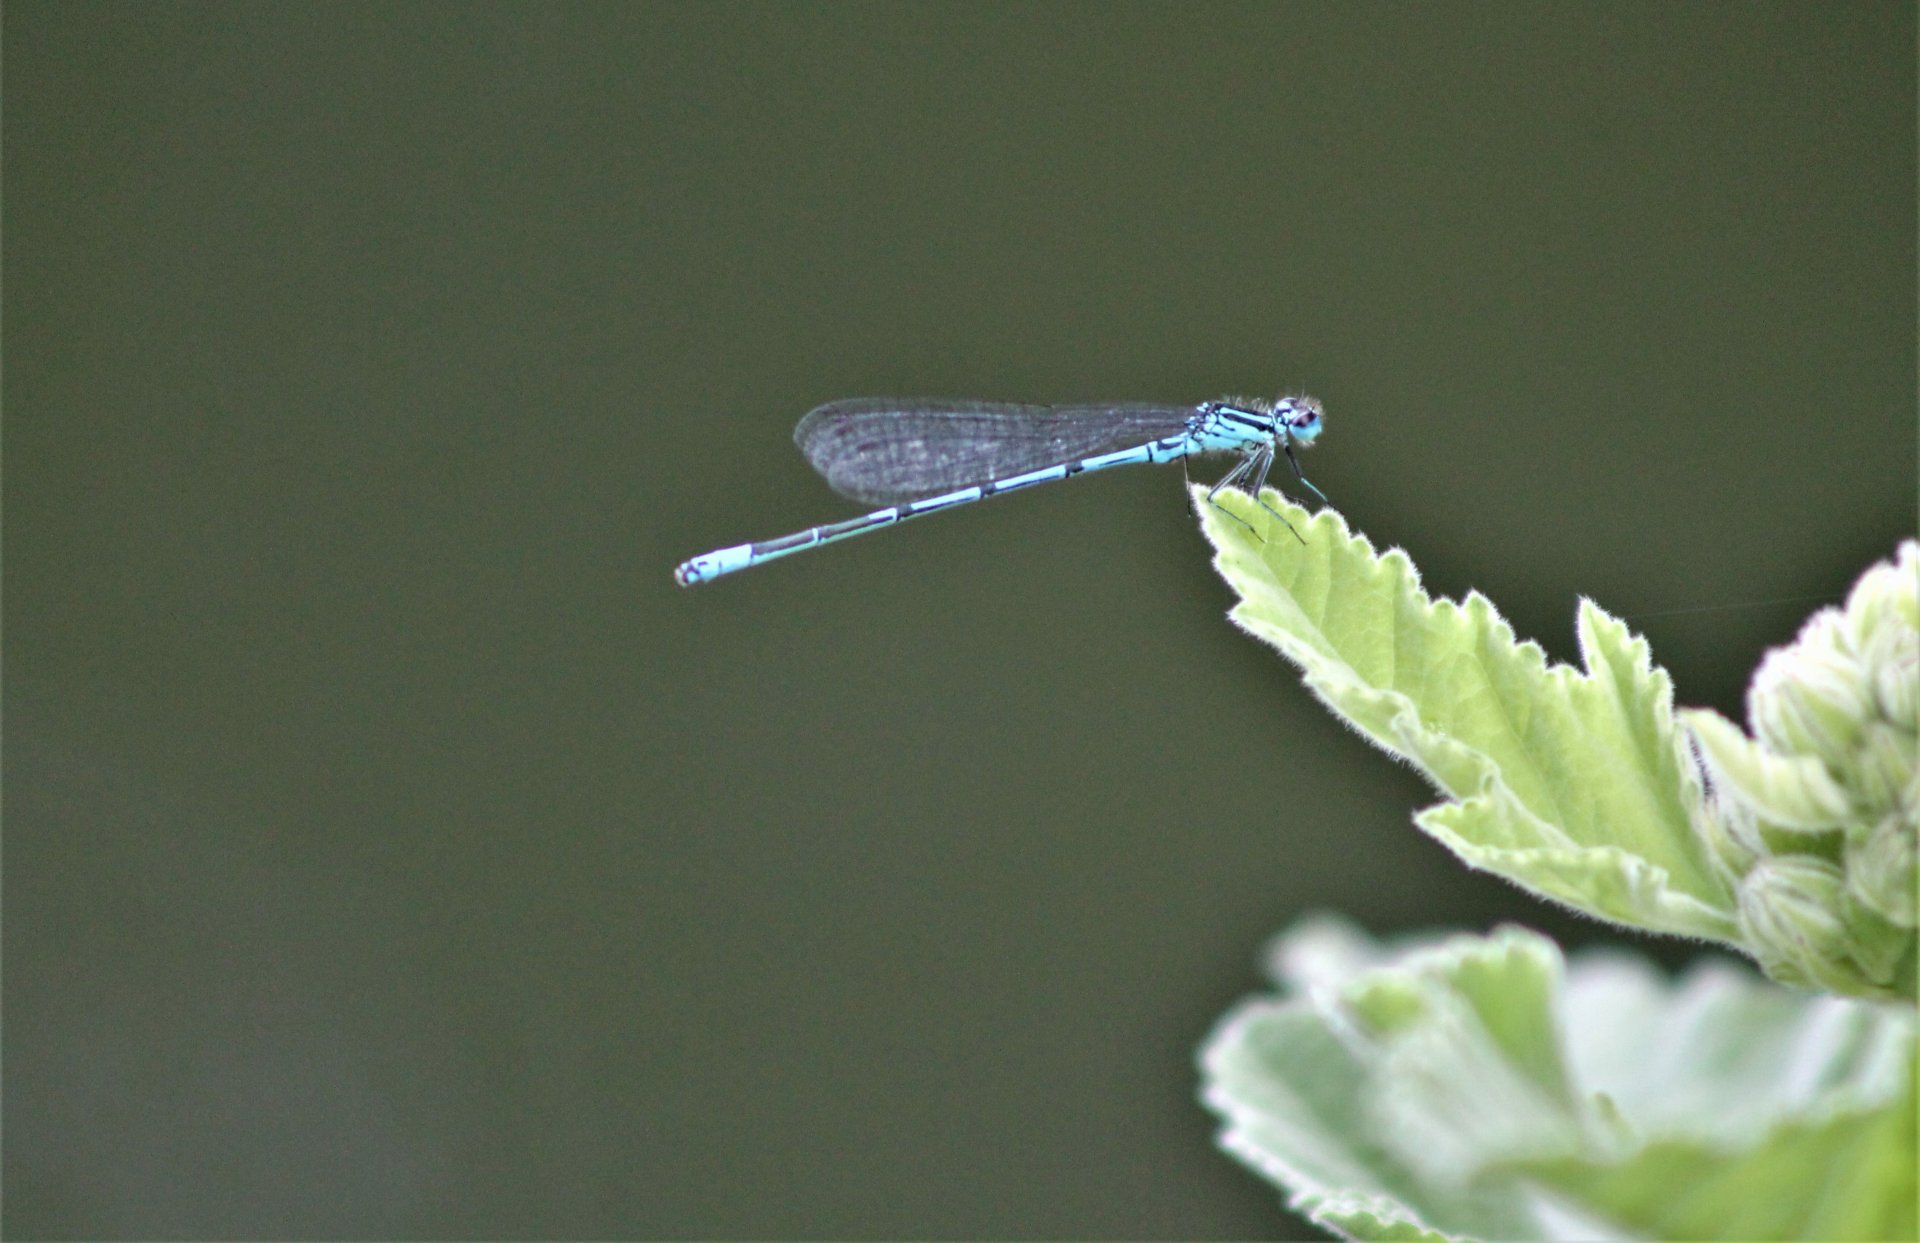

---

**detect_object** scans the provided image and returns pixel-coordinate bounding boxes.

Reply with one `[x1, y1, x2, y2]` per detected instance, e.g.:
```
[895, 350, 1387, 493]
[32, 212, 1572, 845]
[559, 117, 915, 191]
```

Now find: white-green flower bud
[1685, 542, 1918, 998]
[1854, 722, 1915, 818]
[1859, 611, 1918, 732]
[1749, 629, 1871, 767]
[1684, 708, 1850, 830]
[1738, 856, 1884, 994]
[1843, 542, 1920, 654]
[1847, 811, 1918, 929]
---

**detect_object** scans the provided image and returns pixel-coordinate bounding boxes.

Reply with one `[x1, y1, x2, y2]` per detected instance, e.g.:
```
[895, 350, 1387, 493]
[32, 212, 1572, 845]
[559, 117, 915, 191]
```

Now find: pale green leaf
[1201, 917, 1918, 1242]
[1198, 489, 1740, 942]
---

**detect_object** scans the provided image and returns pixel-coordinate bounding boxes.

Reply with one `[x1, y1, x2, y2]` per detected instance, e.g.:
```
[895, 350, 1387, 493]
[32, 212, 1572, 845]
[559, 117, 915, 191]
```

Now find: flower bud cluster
[1684, 540, 1918, 1000]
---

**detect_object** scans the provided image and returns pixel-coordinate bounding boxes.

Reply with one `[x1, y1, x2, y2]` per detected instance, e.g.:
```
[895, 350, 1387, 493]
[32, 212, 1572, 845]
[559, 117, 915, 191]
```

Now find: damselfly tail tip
[674, 543, 752, 586]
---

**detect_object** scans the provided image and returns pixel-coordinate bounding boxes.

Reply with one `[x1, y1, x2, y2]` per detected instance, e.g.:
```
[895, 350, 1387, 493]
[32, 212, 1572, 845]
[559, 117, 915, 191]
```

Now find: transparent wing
[794, 398, 1199, 504]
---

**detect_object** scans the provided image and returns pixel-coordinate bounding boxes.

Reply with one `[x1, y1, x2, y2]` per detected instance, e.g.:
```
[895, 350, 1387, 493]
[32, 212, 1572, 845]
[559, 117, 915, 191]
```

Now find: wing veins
[794, 398, 1199, 504]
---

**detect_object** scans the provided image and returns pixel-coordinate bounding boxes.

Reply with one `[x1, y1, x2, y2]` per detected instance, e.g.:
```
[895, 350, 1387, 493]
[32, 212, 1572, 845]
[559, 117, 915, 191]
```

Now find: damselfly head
[1279, 395, 1324, 446]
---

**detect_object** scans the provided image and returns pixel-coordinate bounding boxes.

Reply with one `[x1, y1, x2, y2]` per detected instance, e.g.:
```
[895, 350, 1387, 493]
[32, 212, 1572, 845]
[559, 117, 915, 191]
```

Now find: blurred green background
[6, 3, 1913, 1238]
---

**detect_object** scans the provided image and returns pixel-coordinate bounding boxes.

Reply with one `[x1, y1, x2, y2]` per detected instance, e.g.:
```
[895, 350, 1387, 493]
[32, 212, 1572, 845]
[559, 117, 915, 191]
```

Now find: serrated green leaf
[1199, 490, 1740, 943]
[1201, 917, 1918, 1242]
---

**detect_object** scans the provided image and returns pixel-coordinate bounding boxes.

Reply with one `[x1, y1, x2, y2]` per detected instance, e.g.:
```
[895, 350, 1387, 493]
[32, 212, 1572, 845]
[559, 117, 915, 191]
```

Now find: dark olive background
[6, 3, 1913, 1239]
